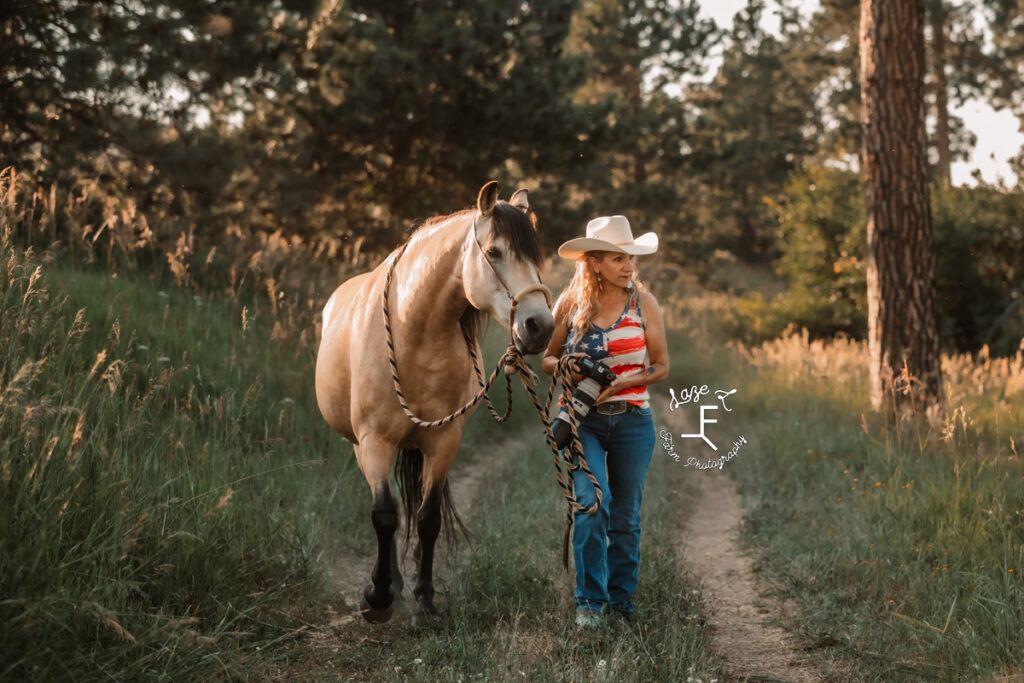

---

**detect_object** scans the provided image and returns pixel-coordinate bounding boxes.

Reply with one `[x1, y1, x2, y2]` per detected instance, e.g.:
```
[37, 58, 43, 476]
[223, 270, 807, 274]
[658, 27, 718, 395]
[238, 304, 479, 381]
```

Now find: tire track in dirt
[317, 434, 520, 627]
[656, 396, 823, 682]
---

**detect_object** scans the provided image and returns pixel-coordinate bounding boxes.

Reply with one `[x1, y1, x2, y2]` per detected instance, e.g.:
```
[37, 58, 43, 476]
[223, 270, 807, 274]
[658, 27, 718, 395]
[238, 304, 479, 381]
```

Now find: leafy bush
[724, 166, 1024, 355]
[933, 184, 1024, 356]
[723, 165, 866, 341]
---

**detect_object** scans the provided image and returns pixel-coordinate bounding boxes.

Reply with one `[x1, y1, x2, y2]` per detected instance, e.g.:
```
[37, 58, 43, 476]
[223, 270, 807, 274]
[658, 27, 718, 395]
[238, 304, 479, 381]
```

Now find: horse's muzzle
[513, 313, 555, 355]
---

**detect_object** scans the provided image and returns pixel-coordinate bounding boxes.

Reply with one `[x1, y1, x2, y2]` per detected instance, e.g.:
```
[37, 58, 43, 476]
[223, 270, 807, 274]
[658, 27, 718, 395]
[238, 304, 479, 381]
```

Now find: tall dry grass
[679, 325, 1024, 678]
[1, 173, 373, 679]
[0, 166, 364, 308]
[732, 328, 1023, 459]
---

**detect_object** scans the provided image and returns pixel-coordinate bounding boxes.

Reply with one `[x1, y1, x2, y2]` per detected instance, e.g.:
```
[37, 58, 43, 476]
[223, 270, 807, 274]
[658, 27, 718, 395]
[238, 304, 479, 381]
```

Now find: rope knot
[502, 344, 537, 384]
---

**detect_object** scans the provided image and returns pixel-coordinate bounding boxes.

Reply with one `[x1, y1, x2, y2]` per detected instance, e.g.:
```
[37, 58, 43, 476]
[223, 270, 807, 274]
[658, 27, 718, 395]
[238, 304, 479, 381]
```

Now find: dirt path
[318, 435, 516, 627]
[658, 398, 822, 682]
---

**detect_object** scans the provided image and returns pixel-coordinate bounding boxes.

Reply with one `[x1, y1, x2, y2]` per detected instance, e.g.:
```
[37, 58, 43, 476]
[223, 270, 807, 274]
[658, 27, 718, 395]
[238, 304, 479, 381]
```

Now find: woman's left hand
[595, 377, 630, 404]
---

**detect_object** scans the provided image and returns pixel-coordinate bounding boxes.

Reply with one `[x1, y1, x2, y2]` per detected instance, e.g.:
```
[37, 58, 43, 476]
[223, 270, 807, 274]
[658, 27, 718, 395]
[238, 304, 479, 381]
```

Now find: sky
[699, 0, 1024, 187]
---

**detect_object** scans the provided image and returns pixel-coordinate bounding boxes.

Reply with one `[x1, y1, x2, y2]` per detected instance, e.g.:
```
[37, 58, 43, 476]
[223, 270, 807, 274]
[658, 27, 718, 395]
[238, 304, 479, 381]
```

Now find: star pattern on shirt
[583, 331, 607, 358]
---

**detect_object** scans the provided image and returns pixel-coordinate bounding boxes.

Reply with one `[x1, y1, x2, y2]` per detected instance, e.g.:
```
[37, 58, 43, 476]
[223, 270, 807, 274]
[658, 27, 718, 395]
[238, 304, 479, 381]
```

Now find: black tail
[394, 448, 470, 556]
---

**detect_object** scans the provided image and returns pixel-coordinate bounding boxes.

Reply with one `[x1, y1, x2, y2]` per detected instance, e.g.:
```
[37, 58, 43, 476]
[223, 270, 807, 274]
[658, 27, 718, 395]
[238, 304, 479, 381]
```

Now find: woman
[542, 215, 670, 627]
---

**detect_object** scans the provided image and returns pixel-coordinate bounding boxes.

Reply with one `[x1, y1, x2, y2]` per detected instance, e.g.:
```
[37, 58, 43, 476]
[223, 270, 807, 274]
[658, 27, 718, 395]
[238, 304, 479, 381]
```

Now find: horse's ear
[477, 180, 499, 216]
[509, 188, 529, 213]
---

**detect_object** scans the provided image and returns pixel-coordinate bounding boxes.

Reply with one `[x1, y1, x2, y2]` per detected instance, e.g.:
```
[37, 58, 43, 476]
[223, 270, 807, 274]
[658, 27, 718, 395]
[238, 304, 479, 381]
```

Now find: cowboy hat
[557, 215, 659, 259]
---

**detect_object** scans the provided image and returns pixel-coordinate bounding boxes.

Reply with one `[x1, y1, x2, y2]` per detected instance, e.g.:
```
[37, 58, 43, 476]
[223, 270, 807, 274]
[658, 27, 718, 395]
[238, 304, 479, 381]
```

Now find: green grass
[15, 214, 1022, 681]
[256, 311, 721, 680]
[2, 235, 723, 681]
[678, 329, 1024, 680]
[268, 410, 720, 682]
[1, 236, 369, 680]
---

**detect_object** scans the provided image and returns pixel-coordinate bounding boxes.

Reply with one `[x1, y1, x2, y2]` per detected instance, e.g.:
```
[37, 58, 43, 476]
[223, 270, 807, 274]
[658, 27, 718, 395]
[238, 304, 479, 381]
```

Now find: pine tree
[787, 0, 983, 182]
[686, 0, 816, 261]
[563, 0, 715, 245]
[0, 1, 310, 185]
[925, 0, 990, 185]
[980, 0, 1024, 182]
[859, 0, 944, 412]
[225, 0, 588, 252]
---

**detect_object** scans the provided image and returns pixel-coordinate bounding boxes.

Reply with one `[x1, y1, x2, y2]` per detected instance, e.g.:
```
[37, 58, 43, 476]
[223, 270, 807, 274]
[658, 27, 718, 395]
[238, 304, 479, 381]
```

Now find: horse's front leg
[413, 486, 443, 616]
[356, 439, 402, 622]
[415, 432, 461, 617]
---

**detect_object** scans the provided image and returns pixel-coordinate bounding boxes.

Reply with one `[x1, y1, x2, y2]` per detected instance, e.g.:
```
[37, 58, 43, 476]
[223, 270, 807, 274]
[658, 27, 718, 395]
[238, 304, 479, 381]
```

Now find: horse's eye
[486, 247, 503, 260]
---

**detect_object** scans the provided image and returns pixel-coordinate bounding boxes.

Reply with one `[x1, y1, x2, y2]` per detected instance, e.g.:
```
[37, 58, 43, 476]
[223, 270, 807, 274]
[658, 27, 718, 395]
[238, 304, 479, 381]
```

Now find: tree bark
[859, 0, 944, 414]
[931, 1, 953, 186]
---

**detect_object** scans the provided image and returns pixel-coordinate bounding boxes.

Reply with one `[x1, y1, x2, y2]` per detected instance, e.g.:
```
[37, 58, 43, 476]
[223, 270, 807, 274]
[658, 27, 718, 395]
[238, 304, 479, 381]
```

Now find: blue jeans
[569, 405, 655, 615]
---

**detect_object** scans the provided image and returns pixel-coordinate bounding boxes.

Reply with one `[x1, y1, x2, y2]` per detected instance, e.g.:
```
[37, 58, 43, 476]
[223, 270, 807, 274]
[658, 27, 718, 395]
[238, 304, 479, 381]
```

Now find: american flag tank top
[566, 290, 650, 408]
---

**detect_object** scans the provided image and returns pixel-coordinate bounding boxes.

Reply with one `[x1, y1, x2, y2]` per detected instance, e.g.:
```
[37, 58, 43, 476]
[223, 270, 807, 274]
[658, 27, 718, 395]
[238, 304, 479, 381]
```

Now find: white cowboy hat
[557, 215, 659, 259]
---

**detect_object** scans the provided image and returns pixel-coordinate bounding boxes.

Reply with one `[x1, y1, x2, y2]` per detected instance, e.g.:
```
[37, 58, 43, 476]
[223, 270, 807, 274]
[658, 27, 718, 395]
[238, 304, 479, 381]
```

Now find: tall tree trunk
[859, 0, 944, 415]
[931, 1, 953, 186]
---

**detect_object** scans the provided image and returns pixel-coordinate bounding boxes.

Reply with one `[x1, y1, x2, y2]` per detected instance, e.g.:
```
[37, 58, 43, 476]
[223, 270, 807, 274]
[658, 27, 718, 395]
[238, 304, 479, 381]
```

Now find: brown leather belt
[595, 401, 630, 416]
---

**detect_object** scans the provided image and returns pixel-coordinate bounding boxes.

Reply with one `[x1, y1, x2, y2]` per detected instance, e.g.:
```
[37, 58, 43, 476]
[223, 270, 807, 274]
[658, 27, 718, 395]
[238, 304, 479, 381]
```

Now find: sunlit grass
[265, 417, 721, 682]
[0, 230, 368, 679]
[689, 328, 1024, 679]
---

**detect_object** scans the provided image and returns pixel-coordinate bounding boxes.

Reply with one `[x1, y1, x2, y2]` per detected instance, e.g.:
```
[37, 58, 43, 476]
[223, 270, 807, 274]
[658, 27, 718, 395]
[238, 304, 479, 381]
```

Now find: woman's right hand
[564, 352, 589, 383]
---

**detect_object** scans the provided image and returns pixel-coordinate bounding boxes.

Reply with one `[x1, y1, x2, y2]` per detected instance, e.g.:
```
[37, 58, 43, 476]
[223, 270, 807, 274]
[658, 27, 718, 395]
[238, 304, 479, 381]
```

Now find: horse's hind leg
[356, 440, 402, 622]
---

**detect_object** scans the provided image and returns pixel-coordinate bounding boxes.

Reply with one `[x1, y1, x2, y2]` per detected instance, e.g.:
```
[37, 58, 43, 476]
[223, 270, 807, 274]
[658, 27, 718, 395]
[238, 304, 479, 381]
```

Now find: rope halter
[470, 212, 552, 340]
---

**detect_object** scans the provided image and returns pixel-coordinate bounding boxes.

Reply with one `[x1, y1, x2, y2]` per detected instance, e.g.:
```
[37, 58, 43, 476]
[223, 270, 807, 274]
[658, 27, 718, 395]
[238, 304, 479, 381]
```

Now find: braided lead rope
[538, 355, 604, 569]
[495, 286, 605, 559]
[383, 233, 600, 570]
[383, 245, 511, 428]
[477, 293, 543, 422]
[465, 333, 515, 423]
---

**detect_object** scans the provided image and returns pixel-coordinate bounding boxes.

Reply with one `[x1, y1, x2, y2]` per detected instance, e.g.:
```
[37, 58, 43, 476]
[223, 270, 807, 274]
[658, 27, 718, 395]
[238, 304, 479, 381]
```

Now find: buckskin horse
[315, 181, 555, 621]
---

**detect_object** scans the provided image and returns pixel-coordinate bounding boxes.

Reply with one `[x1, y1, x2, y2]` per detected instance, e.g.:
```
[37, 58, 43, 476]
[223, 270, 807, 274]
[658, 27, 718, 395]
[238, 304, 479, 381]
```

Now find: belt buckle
[596, 402, 627, 416]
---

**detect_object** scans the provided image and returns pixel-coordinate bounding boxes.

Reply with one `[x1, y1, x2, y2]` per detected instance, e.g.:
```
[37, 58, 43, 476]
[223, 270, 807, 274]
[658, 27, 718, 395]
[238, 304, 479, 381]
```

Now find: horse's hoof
[411, 605, 439, 627]
[361, 584, 394, 623]
[411, 598, 439, 623]
[359, 595, 394, 623]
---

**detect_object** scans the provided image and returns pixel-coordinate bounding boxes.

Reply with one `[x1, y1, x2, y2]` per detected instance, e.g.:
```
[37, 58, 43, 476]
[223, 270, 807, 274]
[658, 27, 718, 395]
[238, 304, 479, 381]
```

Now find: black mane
[412, 201, 544, 343]
[490, 201, 543, 266]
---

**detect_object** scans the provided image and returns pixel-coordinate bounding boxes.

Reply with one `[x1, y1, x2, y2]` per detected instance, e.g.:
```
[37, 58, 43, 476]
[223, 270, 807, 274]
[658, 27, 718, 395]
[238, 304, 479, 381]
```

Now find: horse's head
[462, 181, 555, 355]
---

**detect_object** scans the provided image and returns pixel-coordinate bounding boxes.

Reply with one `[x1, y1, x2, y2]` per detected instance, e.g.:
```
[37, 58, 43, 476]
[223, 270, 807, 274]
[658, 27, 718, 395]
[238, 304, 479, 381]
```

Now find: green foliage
[4, 0, 1020, 286]
[686, 0, 817, 260]
[560, 0, 717, 261]
[979, 0, 1024, 121]
[779, 0, 987, 180]
[783, 0, 862, 163]
[932, 183, 1024, 356]
[773, 166, 867, 335]
[233, 0, 592, 251]
[1, 0, 315, 245]
[2, 0, 725, 270]
[723, 166, 867, 341]
[725, 166, 1023, 354]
